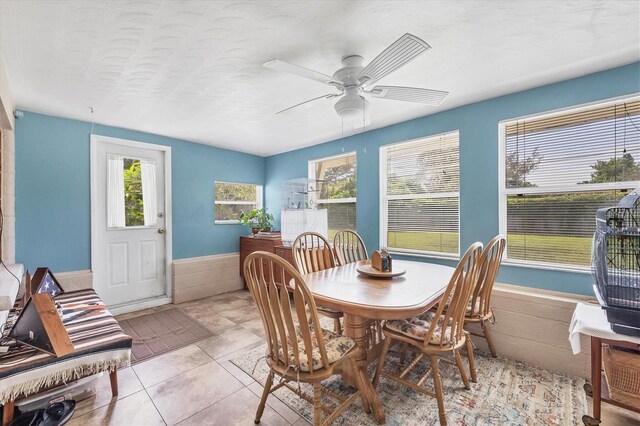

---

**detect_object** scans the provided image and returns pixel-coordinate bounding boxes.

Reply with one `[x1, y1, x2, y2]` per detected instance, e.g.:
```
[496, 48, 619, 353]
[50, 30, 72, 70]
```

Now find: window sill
[214, 220, 242, 225]
[502, 259, 591, 274]
[385, 249, 459, 262]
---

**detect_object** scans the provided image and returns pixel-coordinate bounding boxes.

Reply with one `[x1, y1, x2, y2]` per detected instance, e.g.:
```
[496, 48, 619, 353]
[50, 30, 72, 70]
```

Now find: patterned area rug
[119, 308, 214, 364]
[231, 343, 587, 425]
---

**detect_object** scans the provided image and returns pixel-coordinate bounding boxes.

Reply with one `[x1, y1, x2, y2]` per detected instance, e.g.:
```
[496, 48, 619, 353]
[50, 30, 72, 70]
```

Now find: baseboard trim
[172, 252, 240, 264]
[109, 296, 172, 316]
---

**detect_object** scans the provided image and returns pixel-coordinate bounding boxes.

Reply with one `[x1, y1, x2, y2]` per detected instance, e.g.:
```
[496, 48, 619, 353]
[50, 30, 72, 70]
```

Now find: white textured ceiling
[1, 0, 639, 156]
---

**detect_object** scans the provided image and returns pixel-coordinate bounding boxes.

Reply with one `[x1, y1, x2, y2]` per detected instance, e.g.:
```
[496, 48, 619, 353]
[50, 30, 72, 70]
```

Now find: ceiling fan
[264, 33, 448, 124]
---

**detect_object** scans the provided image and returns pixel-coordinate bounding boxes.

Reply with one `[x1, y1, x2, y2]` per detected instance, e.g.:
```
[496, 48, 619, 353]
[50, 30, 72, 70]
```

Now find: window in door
[107, 156, 157, 228]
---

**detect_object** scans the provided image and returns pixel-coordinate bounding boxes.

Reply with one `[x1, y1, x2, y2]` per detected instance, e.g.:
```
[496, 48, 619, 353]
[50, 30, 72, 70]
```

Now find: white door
[91, 136, 169, 307]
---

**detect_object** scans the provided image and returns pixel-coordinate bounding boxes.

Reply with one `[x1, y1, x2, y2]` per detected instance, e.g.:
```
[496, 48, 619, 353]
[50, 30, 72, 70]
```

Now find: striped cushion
[0, 289, 132, 380]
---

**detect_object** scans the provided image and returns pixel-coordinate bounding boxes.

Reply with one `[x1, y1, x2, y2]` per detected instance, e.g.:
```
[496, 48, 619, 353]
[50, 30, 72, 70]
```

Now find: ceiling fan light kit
[265, 33, 448, 122]
[334, 92, 369, 120]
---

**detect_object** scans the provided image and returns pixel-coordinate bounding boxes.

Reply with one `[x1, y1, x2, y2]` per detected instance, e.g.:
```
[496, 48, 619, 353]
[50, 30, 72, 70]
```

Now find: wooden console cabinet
[239, 235, 294, 288]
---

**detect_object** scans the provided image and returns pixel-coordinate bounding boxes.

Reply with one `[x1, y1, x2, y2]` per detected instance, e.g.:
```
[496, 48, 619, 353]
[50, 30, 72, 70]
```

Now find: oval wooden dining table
[302, 259, 455, 424]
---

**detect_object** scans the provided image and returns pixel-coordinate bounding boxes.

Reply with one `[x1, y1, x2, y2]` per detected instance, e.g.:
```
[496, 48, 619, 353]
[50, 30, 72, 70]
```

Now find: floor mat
[118, 308, 215, 364]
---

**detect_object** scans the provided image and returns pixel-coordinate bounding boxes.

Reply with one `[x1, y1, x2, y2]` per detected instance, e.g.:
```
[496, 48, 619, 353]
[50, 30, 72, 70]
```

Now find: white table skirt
[569, 303, 640, 354]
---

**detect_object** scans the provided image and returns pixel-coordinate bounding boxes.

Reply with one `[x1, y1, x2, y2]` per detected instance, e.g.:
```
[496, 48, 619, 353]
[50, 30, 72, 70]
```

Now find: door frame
[90, 134, 173, 313]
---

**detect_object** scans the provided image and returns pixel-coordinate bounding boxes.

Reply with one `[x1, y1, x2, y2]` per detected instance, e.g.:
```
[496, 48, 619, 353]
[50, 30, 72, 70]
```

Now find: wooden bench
[0, 289, 132, 425]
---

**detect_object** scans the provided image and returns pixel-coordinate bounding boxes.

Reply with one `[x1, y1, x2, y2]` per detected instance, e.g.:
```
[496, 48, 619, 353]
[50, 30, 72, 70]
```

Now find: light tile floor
[67, 290, 639, 426]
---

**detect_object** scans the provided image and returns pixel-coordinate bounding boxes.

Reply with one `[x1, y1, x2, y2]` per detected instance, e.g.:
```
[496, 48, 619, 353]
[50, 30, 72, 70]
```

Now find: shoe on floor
[40, 400, 75, 426]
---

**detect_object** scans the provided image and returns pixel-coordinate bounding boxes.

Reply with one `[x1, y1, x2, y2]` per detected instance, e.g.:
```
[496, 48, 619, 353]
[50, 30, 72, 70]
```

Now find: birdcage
[592, 187, 640, 337]
[280, 178, 328, 243]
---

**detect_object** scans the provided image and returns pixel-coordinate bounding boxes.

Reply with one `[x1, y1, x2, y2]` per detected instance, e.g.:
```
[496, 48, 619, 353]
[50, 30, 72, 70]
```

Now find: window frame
[214, 181, 263, 224]
[498, 94, 640, 273]
[379, 131, 461, 259]
[307, 151, 357, 225]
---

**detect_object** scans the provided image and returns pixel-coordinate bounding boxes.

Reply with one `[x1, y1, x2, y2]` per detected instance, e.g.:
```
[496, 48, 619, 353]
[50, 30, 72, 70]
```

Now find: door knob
[158, 229, 165, 234]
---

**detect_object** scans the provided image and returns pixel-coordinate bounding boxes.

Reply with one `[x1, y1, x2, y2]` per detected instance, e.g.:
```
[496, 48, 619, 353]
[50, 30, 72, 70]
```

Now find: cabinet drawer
[241, 239, 274, 251]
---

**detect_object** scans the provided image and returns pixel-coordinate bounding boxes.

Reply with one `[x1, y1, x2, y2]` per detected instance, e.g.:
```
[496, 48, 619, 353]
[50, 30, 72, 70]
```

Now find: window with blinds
[308, 152, 356, 238]
[501, 96, 640, 268]
[214, 181, 262, 223]
[380, 131, 460, 256]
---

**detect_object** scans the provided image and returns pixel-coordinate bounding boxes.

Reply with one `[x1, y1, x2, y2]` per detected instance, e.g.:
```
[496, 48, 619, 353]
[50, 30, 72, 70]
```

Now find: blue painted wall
[15, 112, 265, 272]
[14, 62, 640, 294]
[265, 62, 640, 296]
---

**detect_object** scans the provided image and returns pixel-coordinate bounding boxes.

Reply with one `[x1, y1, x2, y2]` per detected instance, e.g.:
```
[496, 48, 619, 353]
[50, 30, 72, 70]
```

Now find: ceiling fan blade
[276, 93, 341, 115]
[357, 33, 431, 88]
[264, 60, 343, 88]
[368, 85, 448, 105]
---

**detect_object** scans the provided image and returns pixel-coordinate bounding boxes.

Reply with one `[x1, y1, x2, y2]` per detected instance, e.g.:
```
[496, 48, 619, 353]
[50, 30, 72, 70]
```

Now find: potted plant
[240, 208, 274, 235]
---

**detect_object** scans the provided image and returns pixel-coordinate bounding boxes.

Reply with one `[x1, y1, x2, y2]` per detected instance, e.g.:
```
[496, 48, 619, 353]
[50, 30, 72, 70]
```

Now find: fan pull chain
[89, 107, 95, 135]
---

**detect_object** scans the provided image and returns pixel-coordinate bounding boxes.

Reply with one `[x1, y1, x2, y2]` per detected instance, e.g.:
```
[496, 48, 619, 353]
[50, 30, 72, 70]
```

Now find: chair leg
[454, 349, 471, 390]
[313, 382, 323, 426]
[482, 322, 498, 358]
[431, 356, 447, 426]
[373, 337, 393, 387]
[465, 337, 478, 383]
[334, 317, 342, 334]
[255, 371, 274, 424]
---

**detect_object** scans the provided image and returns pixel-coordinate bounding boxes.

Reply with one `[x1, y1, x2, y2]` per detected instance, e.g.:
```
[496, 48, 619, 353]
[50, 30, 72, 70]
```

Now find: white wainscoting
[172, 252, 243, 304]
[467, 283, 595, 379]
[53, 259, 595, 379]
[56, 269, 94, 291]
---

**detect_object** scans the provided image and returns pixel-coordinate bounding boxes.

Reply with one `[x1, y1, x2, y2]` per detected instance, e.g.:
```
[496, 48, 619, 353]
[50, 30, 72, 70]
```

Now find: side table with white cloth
[569, 303, 640, 425]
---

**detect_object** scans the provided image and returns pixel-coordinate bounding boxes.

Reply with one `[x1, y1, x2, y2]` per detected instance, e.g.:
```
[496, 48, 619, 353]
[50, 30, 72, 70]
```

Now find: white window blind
[309, 152, 357, 238]
[380, 131, 460, 256]
[501, 96, 640, 268]
[214, 182, 262, 223]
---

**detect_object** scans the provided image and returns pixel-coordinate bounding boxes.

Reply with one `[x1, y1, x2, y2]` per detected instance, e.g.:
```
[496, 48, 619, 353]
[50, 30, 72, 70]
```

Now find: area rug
[118, 308, 215, 364]
[231, 344, 587, 425]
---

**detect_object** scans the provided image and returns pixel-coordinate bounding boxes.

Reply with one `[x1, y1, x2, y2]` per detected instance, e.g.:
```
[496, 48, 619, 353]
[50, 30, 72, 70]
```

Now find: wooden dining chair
[291, 232, 343, 334]
[244, 251, 370, 426]
[333, 230, 368, 266]
[373, 242, 483, 426]
[465, 235, 506, 358]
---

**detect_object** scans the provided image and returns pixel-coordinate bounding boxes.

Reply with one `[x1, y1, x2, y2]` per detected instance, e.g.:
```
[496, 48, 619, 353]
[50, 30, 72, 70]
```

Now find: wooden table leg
[591, 336, 602, 420]
[2, 400, 14, 426]
[343, 314, 385, 424]
[109, 369, 119, 397]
